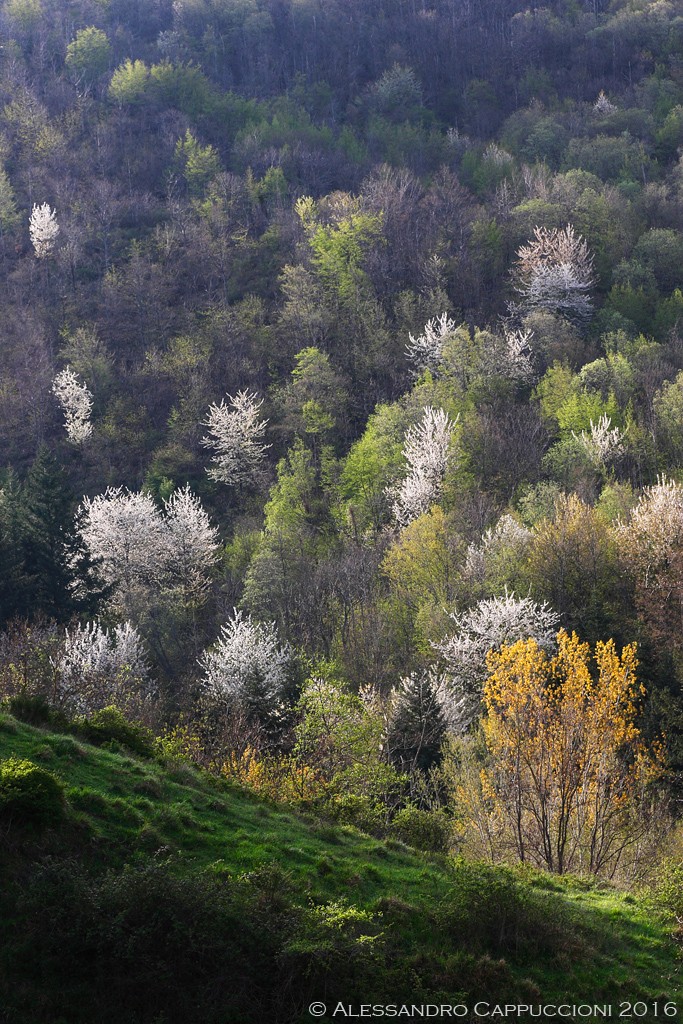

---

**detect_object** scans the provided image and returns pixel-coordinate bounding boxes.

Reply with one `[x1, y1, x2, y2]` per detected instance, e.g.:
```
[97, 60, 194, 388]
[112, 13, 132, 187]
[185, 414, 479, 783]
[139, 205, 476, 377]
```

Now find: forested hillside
[1, 0, 683, 883]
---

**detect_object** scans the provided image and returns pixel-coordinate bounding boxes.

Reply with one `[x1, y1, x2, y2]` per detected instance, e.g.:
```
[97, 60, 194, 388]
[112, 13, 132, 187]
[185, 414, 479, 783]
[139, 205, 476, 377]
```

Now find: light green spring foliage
[340, 403, 406, 534]
[174, 130, 220, 196]
[296, 195, 384, 301]
[295, 672, 402, 804]
[242, 439, 338, 621]
[108, 59, 149, 104]
[276, 347, 347, 440]
[66, 27, 111, 85]
[535, 361, 623, 433]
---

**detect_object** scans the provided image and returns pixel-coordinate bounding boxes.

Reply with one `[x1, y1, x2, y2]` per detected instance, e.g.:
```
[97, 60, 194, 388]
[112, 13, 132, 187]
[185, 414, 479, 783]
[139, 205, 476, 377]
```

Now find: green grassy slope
[0, 710, 680, 1024]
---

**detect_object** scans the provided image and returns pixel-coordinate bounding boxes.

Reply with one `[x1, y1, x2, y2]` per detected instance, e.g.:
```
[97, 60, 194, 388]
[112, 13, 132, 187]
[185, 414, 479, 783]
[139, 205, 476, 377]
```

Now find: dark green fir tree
[20, 446, 108, 621]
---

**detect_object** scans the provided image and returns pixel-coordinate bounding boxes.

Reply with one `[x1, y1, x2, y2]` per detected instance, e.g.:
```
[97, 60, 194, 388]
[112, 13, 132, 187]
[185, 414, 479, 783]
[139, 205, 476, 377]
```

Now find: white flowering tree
[512, 224, 595, 323]
[51, 366, 93, 444]
[619, 476, 683, 571]
[574, 414, 624, 470]
[390, 406, 458, 527]
[406, 312, 456, 376]
[77, 485, 219, 616]
[433, 591, 560, 733]
[161, 484, 220, 598]
[200, 609, 292, 722]
[502, 328, 536, 385]
[618, 476, 683, 652]
[594, 91, 616, 114]
[78, 488, 167, 612]
[201, 389, 270, 486]
[29, 202, 60, 258]
[56, 620, 151, 714]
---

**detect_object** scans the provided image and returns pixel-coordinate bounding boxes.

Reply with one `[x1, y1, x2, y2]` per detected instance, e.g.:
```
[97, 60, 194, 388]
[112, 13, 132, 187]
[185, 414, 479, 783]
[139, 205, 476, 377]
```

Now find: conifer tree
[0, 471, 30, 622]
[21, 448, 106, 620]
[387, 668, 447, 777]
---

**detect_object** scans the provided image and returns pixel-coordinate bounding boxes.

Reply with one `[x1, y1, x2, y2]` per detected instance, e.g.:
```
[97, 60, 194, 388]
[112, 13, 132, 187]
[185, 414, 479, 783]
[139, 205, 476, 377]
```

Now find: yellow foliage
[462, 629, 665, 875]
[221, 746, 325, 804]
[156, 719, 204, 764]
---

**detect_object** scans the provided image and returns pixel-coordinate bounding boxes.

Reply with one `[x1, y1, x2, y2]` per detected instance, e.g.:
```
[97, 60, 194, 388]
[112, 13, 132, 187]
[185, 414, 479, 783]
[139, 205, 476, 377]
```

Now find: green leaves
[66, 27, 111, 86]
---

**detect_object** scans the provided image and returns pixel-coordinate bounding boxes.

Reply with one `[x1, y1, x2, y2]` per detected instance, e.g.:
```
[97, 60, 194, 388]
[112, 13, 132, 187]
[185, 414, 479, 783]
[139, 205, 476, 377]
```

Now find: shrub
[74, 706, 154, 757]
[155, 719, 204, 766]
[8, 859, 282, 1024]
[389, 805, 451, 853]
[0, 757, 65, 826]
[437, 859, 570, 957]
[326, 794, 385, 835]
[6, 692, 66, 729]
[649, 858, 683, 932]
[281, 898, 386, 1002]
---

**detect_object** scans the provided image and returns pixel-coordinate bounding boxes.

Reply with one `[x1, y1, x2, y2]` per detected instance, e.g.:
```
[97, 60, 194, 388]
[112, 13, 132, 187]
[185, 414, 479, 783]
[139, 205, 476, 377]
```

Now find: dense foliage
[0, 0, 683, 884]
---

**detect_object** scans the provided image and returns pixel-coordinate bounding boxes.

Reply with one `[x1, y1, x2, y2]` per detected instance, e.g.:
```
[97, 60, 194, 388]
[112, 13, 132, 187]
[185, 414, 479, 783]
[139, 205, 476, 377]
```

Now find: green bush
[8, 859, 283, 1024]
[0, 757, 65, 826]
[281, 897, 386, 1003]
[389, 805, 451, 853]
[74, 706, 154, 757]
[649, 858, 683, 929]
[6, 692, 66, 729]
[326, 794, 385, 835]
[437, 859, 570, 957]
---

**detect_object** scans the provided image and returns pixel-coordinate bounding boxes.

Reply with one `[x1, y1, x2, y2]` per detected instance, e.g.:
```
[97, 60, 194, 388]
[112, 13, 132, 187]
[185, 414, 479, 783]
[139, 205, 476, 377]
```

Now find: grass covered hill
[0, 706, 680, 1024]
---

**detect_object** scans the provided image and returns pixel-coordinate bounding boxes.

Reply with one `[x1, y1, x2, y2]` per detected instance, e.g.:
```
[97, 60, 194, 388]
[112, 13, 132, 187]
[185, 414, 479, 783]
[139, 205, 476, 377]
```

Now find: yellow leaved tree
[458, 630, 664, 876]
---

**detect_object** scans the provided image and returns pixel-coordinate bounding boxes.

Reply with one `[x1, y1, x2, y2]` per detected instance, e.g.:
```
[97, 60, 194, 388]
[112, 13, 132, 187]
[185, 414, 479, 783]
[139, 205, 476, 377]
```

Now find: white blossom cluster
[407, 315, 536, 386]
[390, 406, 458, 527]
[575, 414, 625, 468]
[433, 591, 560, 733]
[162, 485, 221, 595]
[502, 328, 536, 385]
[201, 389, 270, 485]
[29, 202, 60, 258]
[200, 608, 291, 715]
[594, 91, 616, 114]
[618, 475, 683, 572]
[406, 312, 456, 376]
[482, 142, 513, 167]
[476, 328, 538, 385]
[51, 366, 93, 444]
[77, 484, 219, 612]
[525, 262, 594, 321]
[56, 619, 150, 714]
[513, 224, 595, 322]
